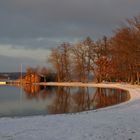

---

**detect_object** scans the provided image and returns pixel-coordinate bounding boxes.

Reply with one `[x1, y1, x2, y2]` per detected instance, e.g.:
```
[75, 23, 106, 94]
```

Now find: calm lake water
[0, 85, 130, 117]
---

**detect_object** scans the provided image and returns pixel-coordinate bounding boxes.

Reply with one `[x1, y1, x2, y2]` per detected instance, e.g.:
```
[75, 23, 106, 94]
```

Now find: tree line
[48, 15, 140, 84]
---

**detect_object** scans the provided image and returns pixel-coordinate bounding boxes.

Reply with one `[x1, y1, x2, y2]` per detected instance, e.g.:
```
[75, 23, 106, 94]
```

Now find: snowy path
[0, 83, 140, 140]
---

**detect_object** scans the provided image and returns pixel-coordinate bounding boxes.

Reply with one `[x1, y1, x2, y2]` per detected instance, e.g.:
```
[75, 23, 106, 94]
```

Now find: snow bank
[0, 83, 140, 140]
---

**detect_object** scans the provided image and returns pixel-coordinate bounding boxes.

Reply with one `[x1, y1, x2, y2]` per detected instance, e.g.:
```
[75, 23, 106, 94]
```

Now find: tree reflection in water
[23, 84, 55, 100]
[22, 85, 130, 115]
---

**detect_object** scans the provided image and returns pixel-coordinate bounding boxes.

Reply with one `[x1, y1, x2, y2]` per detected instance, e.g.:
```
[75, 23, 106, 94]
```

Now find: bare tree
[48, 43, 71, 82]
[71, 42, 87, 82]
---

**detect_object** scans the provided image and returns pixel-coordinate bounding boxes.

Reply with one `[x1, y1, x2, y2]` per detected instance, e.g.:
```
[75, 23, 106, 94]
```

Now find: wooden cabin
[23, 73, 41, 84]
[23, 72, 57, 84]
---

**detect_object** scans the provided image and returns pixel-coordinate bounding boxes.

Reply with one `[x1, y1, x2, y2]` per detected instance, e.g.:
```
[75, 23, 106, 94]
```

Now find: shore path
[0, 83, 140, 140]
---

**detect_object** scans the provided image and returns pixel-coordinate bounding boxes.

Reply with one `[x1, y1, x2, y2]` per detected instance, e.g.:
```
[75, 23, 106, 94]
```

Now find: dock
[0, 81, 6, 85]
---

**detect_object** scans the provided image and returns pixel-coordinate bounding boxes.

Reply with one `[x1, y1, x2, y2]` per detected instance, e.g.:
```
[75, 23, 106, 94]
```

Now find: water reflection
[22, 85, 130, 115]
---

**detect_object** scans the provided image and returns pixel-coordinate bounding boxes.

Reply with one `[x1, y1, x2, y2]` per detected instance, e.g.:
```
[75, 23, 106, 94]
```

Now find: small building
[23, 72, 56, 84]
[23, 73, 41, 84]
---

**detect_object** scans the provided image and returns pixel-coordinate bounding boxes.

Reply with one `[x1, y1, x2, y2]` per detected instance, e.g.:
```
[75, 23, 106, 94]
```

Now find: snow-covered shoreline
[0, 83, 140, 140]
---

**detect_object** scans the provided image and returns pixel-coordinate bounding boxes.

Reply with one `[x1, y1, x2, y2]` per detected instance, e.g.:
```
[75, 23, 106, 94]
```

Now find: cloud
[0, 45, 51, 72]
[0, 0, 140, 71]
[0, 44, 50, 61]
[0, 54, 47, 72]
[0, 37, 62, 50]
[0, 0, 140, 41]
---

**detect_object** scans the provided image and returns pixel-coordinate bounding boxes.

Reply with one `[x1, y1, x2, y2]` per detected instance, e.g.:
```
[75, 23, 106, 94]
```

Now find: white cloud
[0, 45, 50, 62]
[0, 45, 51, 71]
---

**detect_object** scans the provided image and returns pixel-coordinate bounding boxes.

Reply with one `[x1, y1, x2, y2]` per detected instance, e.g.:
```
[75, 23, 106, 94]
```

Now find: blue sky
[0, 0, 140, 72]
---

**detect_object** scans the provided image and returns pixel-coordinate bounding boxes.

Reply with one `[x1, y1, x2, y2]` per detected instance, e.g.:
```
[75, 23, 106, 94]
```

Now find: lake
[0, 85, 130, 117]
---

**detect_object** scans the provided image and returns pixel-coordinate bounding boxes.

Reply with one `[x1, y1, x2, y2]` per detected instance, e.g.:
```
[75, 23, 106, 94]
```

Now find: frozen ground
[0, 83, 140, 140]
